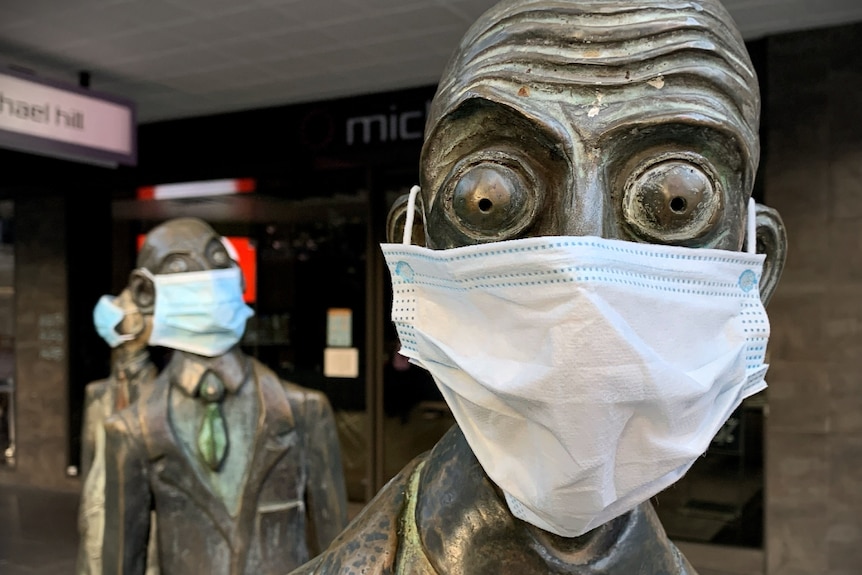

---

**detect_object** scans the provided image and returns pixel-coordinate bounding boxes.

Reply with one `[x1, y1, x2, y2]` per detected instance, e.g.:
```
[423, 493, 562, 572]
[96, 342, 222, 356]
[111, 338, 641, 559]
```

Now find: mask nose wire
[746, 198, 756, 255]
[403, 185, 421, 246]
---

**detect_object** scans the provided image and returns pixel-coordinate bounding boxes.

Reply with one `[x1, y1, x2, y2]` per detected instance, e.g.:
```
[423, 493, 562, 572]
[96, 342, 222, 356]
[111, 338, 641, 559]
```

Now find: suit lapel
[247, 359, 298, 490]
[140, 373, 240, 549]
[230, 359, 298, 574]
[140, 355, 299, 573]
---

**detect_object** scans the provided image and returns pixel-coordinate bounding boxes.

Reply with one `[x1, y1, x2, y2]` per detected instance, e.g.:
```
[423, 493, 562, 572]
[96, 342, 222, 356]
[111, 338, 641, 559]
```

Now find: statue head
[129, 217, 235, 314]
[93, 287, 152, 355]
[128, 217, 251, 357]
[391, 0, 785, 303]
[380, 0, 789, 544]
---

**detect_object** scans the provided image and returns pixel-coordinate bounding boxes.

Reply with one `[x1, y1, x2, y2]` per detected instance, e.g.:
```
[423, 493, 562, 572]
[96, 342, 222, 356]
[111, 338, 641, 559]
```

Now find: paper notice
[324, 347, 359, 378]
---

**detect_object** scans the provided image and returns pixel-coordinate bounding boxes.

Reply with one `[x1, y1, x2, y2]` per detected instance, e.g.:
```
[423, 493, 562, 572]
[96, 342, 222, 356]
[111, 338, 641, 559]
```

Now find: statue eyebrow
[432, 1, 759, 164]
[422, 96, 569, 203]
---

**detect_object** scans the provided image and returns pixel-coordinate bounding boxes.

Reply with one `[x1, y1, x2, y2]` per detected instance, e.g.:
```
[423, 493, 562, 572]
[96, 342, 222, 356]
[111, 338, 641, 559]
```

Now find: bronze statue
[101, 218, 348, 575]
[292, 0, 787, 574]
[77, 287, 159, 575]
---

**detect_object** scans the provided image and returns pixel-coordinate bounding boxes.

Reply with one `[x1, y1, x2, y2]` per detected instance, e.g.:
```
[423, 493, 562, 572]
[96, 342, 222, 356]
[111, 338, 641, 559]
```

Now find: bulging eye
[622, 157, 722, 243]
[163, 255, 189, 274]
[444, 158, 538, 239]
[206, 238, 231, 268]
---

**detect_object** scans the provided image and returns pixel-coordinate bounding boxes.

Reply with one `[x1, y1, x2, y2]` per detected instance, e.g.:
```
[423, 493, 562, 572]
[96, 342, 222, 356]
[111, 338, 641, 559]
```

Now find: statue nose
[561, 171, 607, 238]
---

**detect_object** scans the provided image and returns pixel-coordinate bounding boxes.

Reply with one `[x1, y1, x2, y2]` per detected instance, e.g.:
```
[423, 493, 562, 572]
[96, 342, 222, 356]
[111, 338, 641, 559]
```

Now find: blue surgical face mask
[142, 266, 254, 357]
[93, 295, 136, 348]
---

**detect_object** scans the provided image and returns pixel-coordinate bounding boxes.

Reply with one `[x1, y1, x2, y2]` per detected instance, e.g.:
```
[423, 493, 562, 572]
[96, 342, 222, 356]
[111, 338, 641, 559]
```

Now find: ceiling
[1, 0, 861, 125]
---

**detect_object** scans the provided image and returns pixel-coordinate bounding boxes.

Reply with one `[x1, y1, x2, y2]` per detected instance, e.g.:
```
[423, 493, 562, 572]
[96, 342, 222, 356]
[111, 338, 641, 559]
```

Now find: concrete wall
[764, 23, 862, 575]
[0, 195, 75, 492]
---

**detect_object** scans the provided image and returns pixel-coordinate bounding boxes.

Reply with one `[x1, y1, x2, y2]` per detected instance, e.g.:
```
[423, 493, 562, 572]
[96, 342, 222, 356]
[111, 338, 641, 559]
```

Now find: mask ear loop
[746, 198, 756, 255]
[403, 185, 421, 246]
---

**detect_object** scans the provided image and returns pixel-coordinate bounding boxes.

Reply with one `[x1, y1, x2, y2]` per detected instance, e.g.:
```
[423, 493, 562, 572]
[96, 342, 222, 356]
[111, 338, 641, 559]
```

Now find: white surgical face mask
[381, 188, 769, 538]
[143, 266, 254, 357]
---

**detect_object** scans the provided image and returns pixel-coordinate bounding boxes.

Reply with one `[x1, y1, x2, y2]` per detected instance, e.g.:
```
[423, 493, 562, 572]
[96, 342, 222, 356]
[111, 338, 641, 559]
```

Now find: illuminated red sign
[136, 178, 255, 200]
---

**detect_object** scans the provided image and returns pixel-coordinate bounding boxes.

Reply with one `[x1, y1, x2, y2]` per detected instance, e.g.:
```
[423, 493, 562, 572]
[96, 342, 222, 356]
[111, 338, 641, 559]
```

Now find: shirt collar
[113, 349, 152, 383]
[169, 347, 250, 397]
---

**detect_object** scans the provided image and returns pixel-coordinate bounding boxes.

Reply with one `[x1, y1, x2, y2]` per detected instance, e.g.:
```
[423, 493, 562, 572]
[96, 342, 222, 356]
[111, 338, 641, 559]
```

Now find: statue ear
[753, 203, 787, 307]
[128, 269, 155, 313]
[386, 192, 425, 246]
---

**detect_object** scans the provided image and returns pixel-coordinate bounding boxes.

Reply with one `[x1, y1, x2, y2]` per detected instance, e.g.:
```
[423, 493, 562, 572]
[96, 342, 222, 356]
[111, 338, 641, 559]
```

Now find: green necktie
[197, 371, 228, 471]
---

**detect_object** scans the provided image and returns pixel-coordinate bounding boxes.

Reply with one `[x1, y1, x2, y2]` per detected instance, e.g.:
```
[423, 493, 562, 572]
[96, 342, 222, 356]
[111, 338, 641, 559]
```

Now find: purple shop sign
[0, 68, 136, 167]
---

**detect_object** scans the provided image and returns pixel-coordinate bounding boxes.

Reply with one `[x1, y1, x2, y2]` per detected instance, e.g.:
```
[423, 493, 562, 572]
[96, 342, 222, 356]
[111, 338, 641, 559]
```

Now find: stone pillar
[0, 195, 74, 492]
[764, 23, 862, 575]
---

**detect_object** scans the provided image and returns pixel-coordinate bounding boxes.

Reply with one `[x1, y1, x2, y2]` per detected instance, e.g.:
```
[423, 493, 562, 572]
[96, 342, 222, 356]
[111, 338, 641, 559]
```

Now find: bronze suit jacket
[102, 354, 348, 575]
[77, 353, 159, 575]
[291, 425, 698, 575]
[79, 353, 156, 484]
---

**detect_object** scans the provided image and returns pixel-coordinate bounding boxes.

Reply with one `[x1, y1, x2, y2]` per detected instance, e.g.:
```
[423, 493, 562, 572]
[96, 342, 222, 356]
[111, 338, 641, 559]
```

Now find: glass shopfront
[653, 395, 766, 549]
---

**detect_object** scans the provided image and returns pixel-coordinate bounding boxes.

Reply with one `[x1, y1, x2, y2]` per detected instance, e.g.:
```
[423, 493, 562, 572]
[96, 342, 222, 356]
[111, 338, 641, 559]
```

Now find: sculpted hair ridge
[428, 0, 760, 178]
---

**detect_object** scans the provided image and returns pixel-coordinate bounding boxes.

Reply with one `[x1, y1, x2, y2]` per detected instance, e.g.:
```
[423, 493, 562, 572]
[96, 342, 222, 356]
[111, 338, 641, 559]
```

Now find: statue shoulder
[282, 381, 331, 412]
[83, 377, 112, 403]
[246, 359, 334, 420]
[102, 373, 167, 440]
[289, 454, 426, 575]
[247, 358, 308, 398]
[262, 374, 333, 414]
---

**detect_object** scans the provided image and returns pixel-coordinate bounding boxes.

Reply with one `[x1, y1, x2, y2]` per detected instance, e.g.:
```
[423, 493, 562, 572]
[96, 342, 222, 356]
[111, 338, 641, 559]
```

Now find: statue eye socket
[445, 162, 536, 239]
[622, 158, 722, 243]
[206, 239, 231, 268]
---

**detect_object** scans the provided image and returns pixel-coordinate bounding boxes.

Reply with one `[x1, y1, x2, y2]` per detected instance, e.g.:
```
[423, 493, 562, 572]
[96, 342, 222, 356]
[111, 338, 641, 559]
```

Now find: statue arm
[101, 413, 152, 575]
[80, 383, 106, 483]
[302, 390, 349, 555]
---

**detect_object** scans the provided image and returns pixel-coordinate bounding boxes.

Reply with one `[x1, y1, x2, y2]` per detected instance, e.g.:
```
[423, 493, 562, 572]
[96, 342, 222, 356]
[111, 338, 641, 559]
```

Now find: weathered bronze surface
[291, 0, 787, 574]
[77, 287, 159, 575]
[101, 218, 348, 575]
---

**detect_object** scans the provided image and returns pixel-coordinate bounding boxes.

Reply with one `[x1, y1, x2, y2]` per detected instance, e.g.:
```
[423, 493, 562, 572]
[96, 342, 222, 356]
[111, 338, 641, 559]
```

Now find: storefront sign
[0, 69, 136, 167]
[294, 86, 436, 153]
[345, 103, 428, 146]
